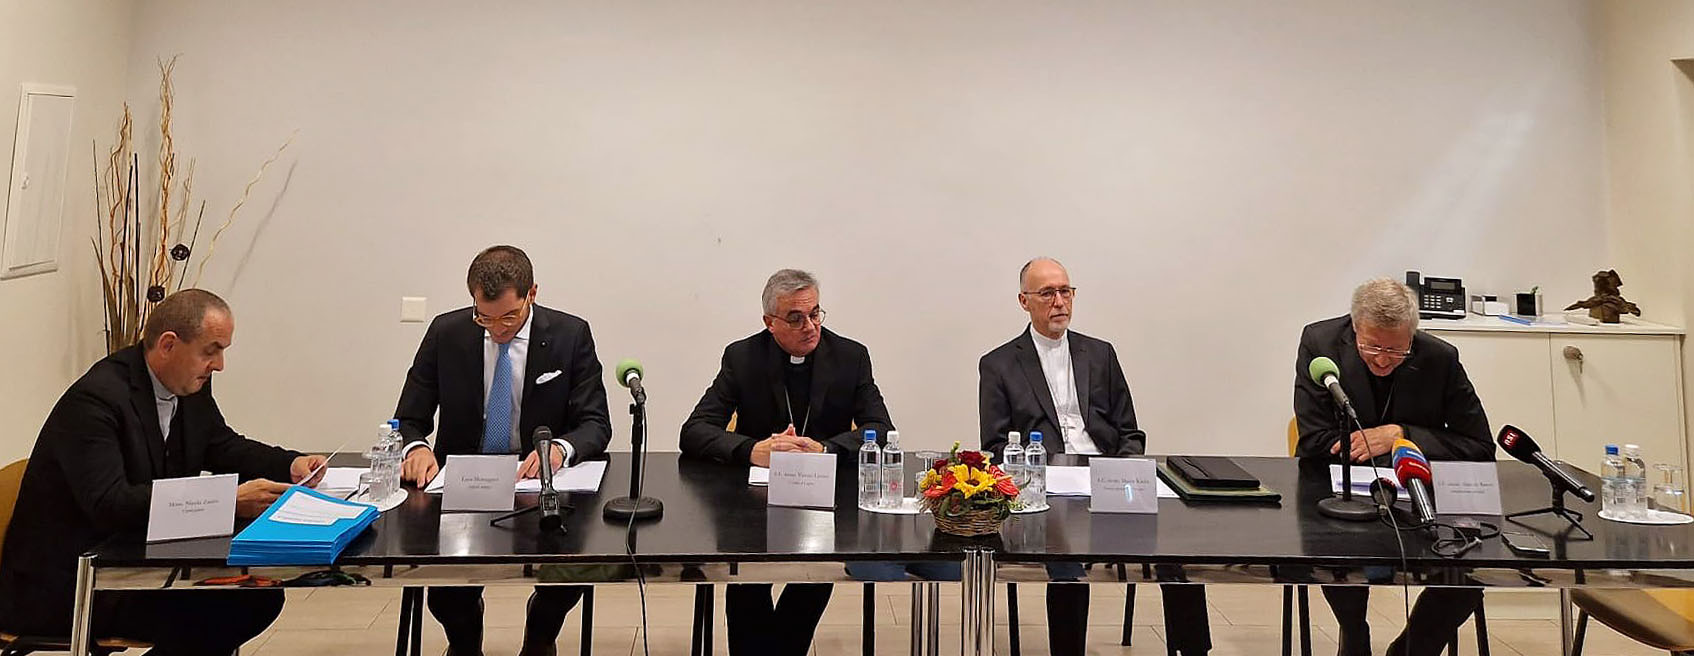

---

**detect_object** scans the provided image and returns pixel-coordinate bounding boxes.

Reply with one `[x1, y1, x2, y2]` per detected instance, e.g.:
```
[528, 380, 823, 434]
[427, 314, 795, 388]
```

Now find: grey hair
[762, 269, 819, 315]
[1350, 278, 1420, 331]
[1019, 257, 1065, 289]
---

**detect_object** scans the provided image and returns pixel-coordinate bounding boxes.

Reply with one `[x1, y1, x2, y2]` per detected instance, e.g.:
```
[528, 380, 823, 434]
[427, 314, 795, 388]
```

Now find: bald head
[1017, 257, 1075, 339]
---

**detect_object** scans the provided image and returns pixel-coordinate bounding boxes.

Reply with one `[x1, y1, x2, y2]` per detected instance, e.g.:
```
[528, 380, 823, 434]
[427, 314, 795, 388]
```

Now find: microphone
[1368, 477, 1400, 514]
[1391, 439, 1438, 526]
[1498, 425, 1596, 502]
[1307, 356, 1358, 422]
[616, 358, 646, 404]
[534, 427, 563, 532]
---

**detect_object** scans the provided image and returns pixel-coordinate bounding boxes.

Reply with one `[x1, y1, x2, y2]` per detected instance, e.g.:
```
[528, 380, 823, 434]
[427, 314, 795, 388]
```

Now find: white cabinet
[1427, 317, 1685, 474]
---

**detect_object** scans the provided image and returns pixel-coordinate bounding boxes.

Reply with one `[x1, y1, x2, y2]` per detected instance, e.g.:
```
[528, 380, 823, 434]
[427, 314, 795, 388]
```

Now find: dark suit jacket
[0, 345, 300, 632]
[680, 328, 894, 464]
[1293, 315, 1493, 462]
[395, 304, 611, 464]
[978, 328, 1148, 459]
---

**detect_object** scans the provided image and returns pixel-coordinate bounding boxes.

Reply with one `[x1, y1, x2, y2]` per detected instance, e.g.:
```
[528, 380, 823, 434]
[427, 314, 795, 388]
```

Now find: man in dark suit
[0, 289, 326, 654]
[681, 269, 894, 656]
[1295, 278, 1493, 656]
[978, 257, 1211, 656]
[395, 245, 612, 656]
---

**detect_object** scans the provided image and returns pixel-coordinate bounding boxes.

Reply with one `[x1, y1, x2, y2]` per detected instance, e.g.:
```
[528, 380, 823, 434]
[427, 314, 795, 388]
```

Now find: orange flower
[994, 477, 1019, 497]
[924, 472, 956, 498]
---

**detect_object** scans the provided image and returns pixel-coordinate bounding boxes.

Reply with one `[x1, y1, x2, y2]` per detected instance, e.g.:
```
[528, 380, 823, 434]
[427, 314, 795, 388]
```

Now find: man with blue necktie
[394, 245, 613, 656]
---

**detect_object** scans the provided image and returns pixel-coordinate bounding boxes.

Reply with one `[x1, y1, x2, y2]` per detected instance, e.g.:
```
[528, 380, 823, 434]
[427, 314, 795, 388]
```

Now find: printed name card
[767, 452, 838, 509]
[1431, 461, 1504, 516]
[147, 473, 237, 542]
[442, 455, 518, 512]
[1089, 458, 1159, 514]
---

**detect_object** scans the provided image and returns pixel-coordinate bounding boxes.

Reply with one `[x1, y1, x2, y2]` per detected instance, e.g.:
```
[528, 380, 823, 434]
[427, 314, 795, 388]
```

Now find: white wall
[0, 0, 133, 464]
[1595, 0, 1694, 466]
[109, 0, 1610, 456]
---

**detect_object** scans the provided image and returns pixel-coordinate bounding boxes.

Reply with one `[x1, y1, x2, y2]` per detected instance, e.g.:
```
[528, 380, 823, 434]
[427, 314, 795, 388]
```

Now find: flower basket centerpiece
[919, 442, 1020, 537]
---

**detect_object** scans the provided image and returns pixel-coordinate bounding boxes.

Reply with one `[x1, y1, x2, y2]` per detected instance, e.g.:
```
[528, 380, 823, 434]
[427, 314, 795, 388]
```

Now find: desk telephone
[1406, 271, 1466, 320]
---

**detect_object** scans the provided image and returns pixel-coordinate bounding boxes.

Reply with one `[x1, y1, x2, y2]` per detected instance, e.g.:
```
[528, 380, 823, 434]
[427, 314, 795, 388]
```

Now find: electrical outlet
[400, 297, 428, 323]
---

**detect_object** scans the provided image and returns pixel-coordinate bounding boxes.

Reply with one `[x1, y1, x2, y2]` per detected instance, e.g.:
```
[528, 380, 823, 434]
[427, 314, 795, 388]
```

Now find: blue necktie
[482, 341, 514, 454]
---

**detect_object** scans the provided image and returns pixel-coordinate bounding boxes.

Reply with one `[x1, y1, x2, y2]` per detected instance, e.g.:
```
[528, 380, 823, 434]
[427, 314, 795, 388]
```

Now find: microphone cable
[619, 402, 654, 656]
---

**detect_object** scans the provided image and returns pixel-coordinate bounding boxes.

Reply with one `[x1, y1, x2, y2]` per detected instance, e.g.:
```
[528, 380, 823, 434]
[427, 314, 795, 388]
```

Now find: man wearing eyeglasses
[978, 257, 1212, 656]
[681, 268, 894, 656]
[1294, 278, 1493, 656]
[394, 245, 611, 656]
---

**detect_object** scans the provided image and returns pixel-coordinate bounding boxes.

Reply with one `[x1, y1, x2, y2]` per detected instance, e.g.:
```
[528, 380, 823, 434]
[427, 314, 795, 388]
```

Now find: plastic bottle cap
[864, 430, 877, 441]
[1606, 445, 1619, 455]
[1030, 431, 1044, 442]
[886, 430, 900, 445]
[1625, 444, 1641, 451]
[1009, 431, 1021, 441]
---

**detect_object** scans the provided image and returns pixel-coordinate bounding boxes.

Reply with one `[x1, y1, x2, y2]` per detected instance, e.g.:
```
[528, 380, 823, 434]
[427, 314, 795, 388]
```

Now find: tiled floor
[243, 577, 1665, 656]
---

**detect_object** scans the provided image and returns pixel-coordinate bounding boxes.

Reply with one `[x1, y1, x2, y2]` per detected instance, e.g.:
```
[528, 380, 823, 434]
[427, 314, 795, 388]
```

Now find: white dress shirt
[1030, 328, 1100, 455]
[406, 309, 573, 464]
[147, 366, 178, 442]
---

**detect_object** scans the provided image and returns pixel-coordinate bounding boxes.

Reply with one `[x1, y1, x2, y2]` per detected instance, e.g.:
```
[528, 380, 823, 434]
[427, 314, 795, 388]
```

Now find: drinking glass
[1653, 464, 1687, 514]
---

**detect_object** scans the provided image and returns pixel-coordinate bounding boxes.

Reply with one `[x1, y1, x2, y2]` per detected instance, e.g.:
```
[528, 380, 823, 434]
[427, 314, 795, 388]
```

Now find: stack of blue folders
[228, 485, 380, 566]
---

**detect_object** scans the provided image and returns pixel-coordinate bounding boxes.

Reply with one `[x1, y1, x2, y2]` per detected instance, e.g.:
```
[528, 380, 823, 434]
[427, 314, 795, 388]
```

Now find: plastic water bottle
[858, 429, 882, 510]
[1002, 431, 1026, 489]
[1624, 444, 1649, 517]
[382, 419, 403, 498]
[881, 430, 905, 508]
[1024, 431, 1048, 510]
[1601, 444, 1628, 516]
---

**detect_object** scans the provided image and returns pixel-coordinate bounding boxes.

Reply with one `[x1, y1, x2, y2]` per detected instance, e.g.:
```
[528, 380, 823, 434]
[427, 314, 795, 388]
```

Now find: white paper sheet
[748, 466, 771, 486]
[270, 488, 370, 525]
[1046, 466, 1093, 496]
[316, 467, 366, 491]
[426, 460, 608, 494]
[1328, 464, 1410, 501]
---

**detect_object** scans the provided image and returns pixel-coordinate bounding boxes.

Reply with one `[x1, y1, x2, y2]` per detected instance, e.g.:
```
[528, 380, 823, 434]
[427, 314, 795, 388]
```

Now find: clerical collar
[146, 365, 176, 402]
[789, 355, 807, 365]
[1030, 327, 1068, 349]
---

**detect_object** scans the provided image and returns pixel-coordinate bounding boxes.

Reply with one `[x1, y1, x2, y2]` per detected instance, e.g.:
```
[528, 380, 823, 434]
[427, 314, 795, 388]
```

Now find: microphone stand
[1506, 471, 1594, 539]
[603, 391, 664, 521]
[490, 445, 573, 533]
[1317, 402, 1378, 522]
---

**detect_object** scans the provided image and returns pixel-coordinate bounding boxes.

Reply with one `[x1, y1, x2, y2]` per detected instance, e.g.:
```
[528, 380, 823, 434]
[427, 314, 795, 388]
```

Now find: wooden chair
[1570, 589, 1694, 655]
[0, 459, 152, 656]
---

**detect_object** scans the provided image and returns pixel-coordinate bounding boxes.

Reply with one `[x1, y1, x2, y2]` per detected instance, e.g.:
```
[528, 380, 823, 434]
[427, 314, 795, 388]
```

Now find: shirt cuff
[556, 440, 577, 467]
[401, 440, 432, 459]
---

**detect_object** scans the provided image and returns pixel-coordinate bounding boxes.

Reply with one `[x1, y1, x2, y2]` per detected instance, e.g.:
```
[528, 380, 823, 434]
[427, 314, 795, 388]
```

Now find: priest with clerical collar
[680, 268, 895, 656]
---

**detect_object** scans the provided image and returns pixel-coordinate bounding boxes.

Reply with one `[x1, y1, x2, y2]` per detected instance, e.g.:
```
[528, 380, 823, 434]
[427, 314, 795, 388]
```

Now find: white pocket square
[535, 370, 563, 385]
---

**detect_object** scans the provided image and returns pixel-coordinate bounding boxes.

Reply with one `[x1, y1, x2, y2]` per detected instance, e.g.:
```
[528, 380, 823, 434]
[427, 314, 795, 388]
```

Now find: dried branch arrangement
[91, 56, 294, 353]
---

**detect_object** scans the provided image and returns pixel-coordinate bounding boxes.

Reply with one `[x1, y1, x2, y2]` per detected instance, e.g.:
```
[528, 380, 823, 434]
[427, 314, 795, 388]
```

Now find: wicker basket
[924, 495, 1011, 537]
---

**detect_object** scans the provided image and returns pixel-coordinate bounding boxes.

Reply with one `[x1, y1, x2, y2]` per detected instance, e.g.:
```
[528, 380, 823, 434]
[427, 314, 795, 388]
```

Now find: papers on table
[749, 466, 771, 486]
[1329, 464, 1410, 501]
[228, 486, 379, 566]
[423, 460, 608, 494]
[316, 467, 367, 492]
[1041, 466, 1179, 499]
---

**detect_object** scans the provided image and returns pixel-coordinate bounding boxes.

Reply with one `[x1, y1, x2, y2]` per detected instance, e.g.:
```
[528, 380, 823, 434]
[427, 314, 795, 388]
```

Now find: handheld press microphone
[534, 427, 563, 532]
[1498, 425, 1595, 502]
[616, 358, 646, 404]
[1391, 439, 1438, 526]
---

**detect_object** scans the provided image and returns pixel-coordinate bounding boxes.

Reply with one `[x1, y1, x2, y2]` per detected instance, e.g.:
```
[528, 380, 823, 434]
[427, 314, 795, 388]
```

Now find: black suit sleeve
[1293, 330, 1345, 459]
[1402, 357, 1493, 461]
[1103, 344, 1148, 457]
[46, 388, 151, 533]
[979, 356, 1013, 460]
[394, 318, 443, 450]
[680, 347, 753, 465]
[197, 388, 299, 482]
[822, 351, 893, 454]
[557, 323, 613, 464]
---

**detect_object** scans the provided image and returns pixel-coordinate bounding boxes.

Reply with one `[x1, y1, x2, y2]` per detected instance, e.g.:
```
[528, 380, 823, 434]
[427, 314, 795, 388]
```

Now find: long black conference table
[73, 454, 1694, 656]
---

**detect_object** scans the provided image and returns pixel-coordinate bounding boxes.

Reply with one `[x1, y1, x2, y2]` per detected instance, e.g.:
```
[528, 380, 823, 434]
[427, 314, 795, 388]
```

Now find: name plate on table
[147, 473, 237, 542]
[1431, 461, 1503, 516]
[1090, 458, 1159, 514]
[442, 455, 517, 512]
[768, 452, 837, 509]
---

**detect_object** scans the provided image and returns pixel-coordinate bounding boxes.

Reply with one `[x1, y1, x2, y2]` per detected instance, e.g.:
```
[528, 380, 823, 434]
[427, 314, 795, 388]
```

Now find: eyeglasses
[768, 308, 826, 330]
[1357, 342, 1413, 360]
[472, 299, 529, 329]
[1021, 286, 1077, 303]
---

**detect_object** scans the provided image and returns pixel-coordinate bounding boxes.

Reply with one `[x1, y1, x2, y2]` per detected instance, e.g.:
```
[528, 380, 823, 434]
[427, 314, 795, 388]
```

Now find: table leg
[927, 581, 940, 656]
[911, 582, 929, 656]
[1560, 588, 1575, 656]
[961, 549, 996, 656]
[70, 553, 95, 656]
